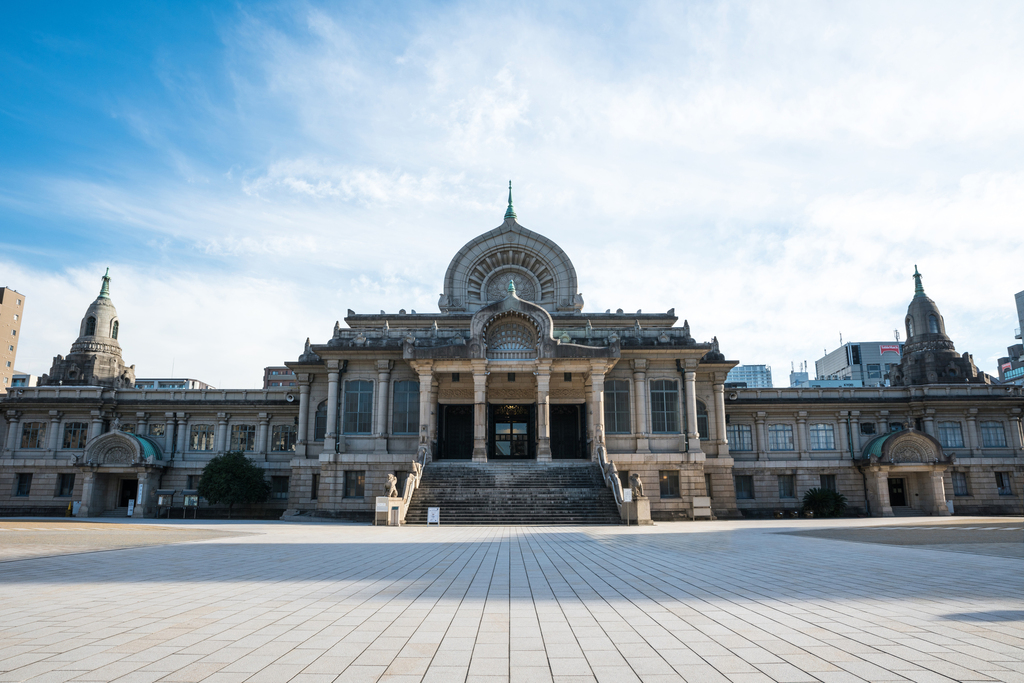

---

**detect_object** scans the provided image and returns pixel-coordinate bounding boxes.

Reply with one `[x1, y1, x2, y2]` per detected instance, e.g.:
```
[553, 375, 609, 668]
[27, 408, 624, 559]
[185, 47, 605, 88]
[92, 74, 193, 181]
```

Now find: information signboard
[427, 507, 440, 525]
[622, 489, 632, 503]
[127, 500, 135, 517]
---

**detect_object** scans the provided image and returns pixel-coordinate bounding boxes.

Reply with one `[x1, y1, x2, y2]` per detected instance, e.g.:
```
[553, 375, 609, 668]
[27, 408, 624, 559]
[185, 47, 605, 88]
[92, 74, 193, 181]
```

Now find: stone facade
[1, 202, 1022, 520]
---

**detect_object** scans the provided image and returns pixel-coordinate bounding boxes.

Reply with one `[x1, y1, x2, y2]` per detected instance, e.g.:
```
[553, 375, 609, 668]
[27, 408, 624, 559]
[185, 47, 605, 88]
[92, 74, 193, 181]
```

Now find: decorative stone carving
[488, 387, 534, 400]
[889, 442, 927, 463]
[101, 445, 134, 465]
[629, 472, 644, 498]
[385, 474, 399, 498]
[439, 387, 473, 399]
[487, 271, 536, 301]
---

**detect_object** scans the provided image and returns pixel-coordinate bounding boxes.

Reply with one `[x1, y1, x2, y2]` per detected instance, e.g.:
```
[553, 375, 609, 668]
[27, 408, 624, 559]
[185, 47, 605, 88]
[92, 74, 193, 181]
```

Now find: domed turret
[40, 269, 135, 388]
[889, 266, 990, 386]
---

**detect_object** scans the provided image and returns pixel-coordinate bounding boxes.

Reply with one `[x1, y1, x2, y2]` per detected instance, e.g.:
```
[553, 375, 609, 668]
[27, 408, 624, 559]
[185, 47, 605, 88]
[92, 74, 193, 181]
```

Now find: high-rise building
[0, 287, 26, 394]
[263, 366, 296, 388]
[815, 341, 904, 387]
[726, 364, 772, 388]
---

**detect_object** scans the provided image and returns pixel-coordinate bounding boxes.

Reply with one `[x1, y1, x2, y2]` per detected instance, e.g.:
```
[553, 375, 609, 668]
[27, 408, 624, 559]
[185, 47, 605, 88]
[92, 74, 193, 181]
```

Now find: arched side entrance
[857, 429, 952, 517]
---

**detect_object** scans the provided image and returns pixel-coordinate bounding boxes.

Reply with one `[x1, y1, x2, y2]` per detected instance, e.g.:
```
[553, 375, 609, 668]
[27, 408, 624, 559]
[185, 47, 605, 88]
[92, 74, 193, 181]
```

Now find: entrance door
[489, 404, 535, 459]
[438, 405, 473, 459]
[119, 479, 139, 508]
[550, 404, 586, 459]
[887, 477, 906, 507]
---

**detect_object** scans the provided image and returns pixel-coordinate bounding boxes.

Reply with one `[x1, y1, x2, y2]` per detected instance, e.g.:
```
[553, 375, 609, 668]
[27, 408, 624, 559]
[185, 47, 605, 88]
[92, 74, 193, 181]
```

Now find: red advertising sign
[1003, 362, 1013, 372]
[879, 344, 901, 355]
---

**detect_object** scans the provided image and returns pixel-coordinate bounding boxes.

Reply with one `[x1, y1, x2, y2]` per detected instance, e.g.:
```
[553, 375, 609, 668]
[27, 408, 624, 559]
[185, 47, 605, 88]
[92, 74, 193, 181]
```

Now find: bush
[197, 451, 271, 518]
[802, 487, 848, 518]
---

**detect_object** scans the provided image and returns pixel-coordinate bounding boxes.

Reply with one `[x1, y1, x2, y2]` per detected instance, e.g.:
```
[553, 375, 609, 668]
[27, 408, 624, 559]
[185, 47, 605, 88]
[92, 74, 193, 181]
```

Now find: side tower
[890, 266, 989, 386]
[40, 269, 135, 388]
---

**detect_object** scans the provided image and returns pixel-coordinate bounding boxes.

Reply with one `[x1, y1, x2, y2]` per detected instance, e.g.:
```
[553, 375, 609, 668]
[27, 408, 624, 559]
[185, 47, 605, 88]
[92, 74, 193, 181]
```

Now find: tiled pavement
[0, 517, 1022, 683]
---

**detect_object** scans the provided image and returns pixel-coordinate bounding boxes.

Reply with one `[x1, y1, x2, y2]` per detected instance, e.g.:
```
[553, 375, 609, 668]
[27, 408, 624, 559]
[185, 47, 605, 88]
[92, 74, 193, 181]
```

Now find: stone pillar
[175, 413, 188, 457]
[374, 360, 393, 453]
[428, 376, 439, 451]
[415, 362, 434, 462]
[90, 410, 104, 441]
[922, 409, 935, 437]
[79, 471, 96, 517]
[754, 412, 767, 460]
[1009, 411, 1024, 454]
[849, 411, 861, 454]
[965, 409, 981, 456]
[323, 361, 340, 454]
[296, 375, 310, 453]
[796, 411, 808, 459]
[472, 362, 487, 461]
[47, 411, 62, 454]
[713, 381, 728, 456]
[135, 470, 154, 518]
[588, 364, 606, 461]
[4, 411, 21, 453]
[163, 412, 175, 455]
[256, 413, 270, 459]
[216, 413, 230, 453]
[837, 413, 850, 459]
[684, 370, 700, 453]
[865, 469, 893, 517]
[927, 469, 952, 515]
[536, 365, 551, 461]
[136, 412, 148, 439]
[632, 359, 650, 453]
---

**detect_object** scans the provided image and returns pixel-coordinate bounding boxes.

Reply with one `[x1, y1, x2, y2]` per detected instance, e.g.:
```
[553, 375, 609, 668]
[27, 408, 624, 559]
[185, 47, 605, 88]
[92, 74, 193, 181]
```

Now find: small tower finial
[913, 265, 925, 297]
[504, 180, 516, 220]
[507, 278, 516, 295]
[99, 268, 111, 299]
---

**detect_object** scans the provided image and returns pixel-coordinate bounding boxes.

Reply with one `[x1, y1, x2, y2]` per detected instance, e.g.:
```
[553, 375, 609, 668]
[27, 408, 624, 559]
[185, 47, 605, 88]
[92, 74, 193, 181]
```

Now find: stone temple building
[1, 193, 1022, 521]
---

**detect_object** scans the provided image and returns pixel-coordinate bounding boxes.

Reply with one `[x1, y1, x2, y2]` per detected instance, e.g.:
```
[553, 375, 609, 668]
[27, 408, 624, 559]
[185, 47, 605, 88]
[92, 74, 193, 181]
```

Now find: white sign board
[427, 507, 440, 525]
[72, 501, 81, 516]
[375, 497, 390, 512]
[622, 489, 633, 503]
[127, 500, 135, 517]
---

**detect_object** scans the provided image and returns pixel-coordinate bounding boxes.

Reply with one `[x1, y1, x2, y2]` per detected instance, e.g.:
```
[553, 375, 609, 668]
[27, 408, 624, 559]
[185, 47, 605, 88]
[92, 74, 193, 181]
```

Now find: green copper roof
[913, 265, 925, 298]
[861, 431, 897, 460]
[507, 278, 516, 294]
[504, 180, 516, 220]
[99, 268, 111, 299]
[131, 433, 163, 461]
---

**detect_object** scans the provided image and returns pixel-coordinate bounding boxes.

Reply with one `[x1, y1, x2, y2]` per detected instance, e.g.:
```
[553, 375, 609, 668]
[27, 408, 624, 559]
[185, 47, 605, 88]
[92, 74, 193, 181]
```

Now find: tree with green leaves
[197, 451, 271, 518]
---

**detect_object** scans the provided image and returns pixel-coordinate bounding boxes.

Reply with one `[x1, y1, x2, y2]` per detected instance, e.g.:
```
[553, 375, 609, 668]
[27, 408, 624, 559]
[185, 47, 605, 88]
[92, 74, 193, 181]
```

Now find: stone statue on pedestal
[385, 473, 399, 498]
[629, 472, 644, 499]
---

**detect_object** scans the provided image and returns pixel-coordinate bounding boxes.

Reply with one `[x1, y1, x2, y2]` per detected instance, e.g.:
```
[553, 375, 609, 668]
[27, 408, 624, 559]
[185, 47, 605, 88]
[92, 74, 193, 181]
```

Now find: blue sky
[2, 1, 1022, 387]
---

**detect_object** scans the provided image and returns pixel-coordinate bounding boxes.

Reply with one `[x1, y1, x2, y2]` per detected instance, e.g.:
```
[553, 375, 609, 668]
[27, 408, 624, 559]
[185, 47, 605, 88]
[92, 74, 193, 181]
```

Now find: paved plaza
[0, 517, 1022, 683]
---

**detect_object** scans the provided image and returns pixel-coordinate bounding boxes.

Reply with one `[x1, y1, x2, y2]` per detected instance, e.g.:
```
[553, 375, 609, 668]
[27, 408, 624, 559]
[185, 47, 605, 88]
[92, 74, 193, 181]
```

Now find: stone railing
[595, 443, 625, 513]
[398, 444, 430, 524]
[4, 386, 293, 403]
[730, 384, 1024, 402]
[486, 349, 537, 360]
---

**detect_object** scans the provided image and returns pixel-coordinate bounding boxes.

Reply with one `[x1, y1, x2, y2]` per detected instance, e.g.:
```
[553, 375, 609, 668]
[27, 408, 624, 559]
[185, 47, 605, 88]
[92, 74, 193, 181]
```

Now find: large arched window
[928, 314, 939, 334]
[696, 400, 709, 440]
[85, 317, 96, 336]
[314, 401, 327, 441]
[485, 315, 537, 359]
[111, 321, 119, 339]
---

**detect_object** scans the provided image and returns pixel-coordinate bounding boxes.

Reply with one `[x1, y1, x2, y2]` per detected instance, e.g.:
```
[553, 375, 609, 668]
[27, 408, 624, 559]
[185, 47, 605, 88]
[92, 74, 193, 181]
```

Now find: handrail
[399, 443, 430, 523]
[595, 443, 625, 512]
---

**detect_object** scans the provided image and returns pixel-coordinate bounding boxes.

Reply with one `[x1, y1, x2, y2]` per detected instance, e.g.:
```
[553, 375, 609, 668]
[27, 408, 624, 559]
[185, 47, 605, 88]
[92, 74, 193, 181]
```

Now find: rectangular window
[767, 424, 794, 451]
[659, 470, 680, 498]
[186, 475, 198, 489]
[819, 474, 837, 492]
[603, 379, 631, 434]
[952, 472, 969, 497]
[56, 473, 76, 497]
[778, 475, 795, 499]
[344, 471, 366, 498]
[14, 473, 32, 496]
[980, 421, 1007, 448]
[735, 475, 754, 499]
[392, 380, 420, 434]
[866, 364, 881, 379]
[889, 422, 903, 432]
[343, 380, 374, 434]
[62, 422, 89, 449]
[230, 424, 256, 452]
[452, 372, 460, 382]
[704, 473, 713, 499]
[563, 372, 572, 382]
[996, 472, 1013, 496]
[507, 373, 516, 382]
[271, 476, 289, 500]
[271, 425, 297, 452]
[189, 424, 216, 451]
[618, 470, 630, 492]
[809, 424, 835, 450]
[650, 379, 680, 433]
[20, 422, 46, 449]
[120, 423, 135, 434]
[937, 421, 965, 449]
[860, 422, 876, 435]
[727, 424, 753, 451]
[311, 473, 320, 500]
[314, 402, 327, 441]
[149, 423, 165, 437]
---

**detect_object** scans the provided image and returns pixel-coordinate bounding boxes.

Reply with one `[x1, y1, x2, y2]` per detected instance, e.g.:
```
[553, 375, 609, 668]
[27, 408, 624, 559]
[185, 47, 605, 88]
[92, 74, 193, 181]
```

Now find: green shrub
[198, 451, 271, 518]
[802, 487, 848, 518]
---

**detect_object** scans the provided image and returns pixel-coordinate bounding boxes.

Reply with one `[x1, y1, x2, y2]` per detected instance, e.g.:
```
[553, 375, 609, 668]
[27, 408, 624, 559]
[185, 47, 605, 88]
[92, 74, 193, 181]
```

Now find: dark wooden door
[550, 404, 586, 459]
[439, 405, 473, 460]
[887, 478, 906, 506]
[119, 479, 138, 508]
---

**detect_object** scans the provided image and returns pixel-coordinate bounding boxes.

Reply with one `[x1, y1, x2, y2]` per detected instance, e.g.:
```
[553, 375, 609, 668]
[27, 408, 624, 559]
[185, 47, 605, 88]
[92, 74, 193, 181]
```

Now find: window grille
[778, 475, 795, 499]
[937, 421, 964, 449]
[650, 379, 679, 433]
[272, 425, 297, 452]
[735, 475, 754, 499]
[767, 424, 794, 451]
[392, 381, 419, 434]
[603, 380, 631, 434]
[809, 424, 835, 450]
[62, 422, 89, 449]
[343, 381, 374, 434]
[20, 423, 45, 449]
[980, 421, 1007, 448]
[189, 424, 215, 450]
[727, 424, 753, 451]
[230, 425, 256, 452]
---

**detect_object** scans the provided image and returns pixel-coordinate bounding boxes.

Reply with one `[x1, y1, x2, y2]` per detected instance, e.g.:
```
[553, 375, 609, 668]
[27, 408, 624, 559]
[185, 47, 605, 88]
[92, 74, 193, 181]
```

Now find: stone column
[1009, 411, 1024, 453]
[922, 409, 935, 436]
[536, 365, 551, 461]
[323, 361, 341, 454]
[257, 413, 270, 459]
[754, 412, 767, 460]
[79, 471, 96, 517]
[47, 411, 62, 454]
[429, 376, 439, 451]
[90, 410, 104, 441]
[136, 412, 148, 439]
[796, 411, 808, 459]
[4, 411, 21, 453]
[135, 470, 152, 518]
[965, 409, 981, 455]
[415, 362, 434, 461]
[684, 369, 700, 453]
[216, 413, 230, 453]
[175, 413, 188, 457]
[849, 411, 861, 454]
[296, 375, 311, 455]
[374, 360, 393, 453]
[866, 469, 893, 517]
[163, 412, 175, 455]
[588, 363, 606, 461]
[928, 469, 952, 515]
[472, 362, 487, 461]
[713, 381, 728, 456]
[837, 413, 850, 459]
[631, 359, 649, 453]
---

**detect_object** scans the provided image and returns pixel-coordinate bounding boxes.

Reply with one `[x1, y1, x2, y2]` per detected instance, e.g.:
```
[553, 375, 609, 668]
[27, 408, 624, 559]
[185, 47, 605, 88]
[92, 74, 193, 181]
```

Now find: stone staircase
[99, 507, 131, 518]
[891, 506, 928, 517]
[405, 461, 621, 525]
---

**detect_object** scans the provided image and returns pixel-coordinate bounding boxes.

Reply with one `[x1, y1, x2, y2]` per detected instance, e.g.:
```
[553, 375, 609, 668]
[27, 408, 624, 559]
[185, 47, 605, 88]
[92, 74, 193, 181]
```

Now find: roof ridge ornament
[504, 180, 516, 220]
[99, 268, 111, 299]
[507, 278, 516, 295]
[913, 265, 925, 298]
